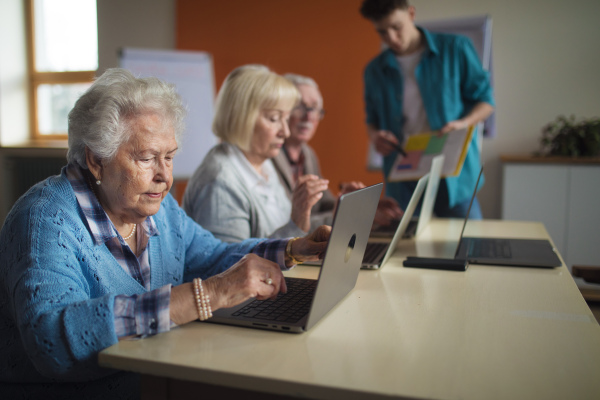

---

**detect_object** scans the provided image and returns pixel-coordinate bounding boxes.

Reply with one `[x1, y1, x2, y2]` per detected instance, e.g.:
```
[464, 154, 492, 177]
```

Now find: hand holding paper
[370, 129, 402, 156]
[388, 126, 474, 182]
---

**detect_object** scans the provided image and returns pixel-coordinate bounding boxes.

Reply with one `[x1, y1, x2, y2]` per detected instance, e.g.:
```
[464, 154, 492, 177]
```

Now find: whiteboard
[120, 48, 217, 179]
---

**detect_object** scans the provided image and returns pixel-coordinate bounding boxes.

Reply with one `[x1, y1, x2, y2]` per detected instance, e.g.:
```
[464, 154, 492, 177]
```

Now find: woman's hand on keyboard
[204, 254, 288, 311]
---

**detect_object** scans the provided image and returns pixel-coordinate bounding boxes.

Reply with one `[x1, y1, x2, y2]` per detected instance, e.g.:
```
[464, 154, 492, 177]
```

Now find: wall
[97, 0, 175, 75]
[413, 0, 600, 218]
[5, 0, 596, 220]
[177, 0, 383, 198]
[176, 0, 600, 218]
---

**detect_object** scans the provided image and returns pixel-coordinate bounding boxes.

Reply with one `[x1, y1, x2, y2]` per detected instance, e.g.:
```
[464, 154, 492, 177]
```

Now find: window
[27, 0, 98, 139]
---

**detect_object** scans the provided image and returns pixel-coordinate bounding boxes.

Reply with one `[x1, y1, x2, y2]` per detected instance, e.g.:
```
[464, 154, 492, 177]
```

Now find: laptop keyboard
[372, 218, 401, 235]
[231, 278, 317, 323]
[371, 219, 417, 238]
[363, 242, 389, 264]
[468, 238, 512, 259]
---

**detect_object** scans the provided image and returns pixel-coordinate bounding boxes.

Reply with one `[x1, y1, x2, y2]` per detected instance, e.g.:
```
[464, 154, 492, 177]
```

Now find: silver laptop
[208, 183, 383, 333]
[415, 154, 444, 236]
[454, 167, 562, 268]
[370, 154, 444, 239]
[361, 173, 430, 270]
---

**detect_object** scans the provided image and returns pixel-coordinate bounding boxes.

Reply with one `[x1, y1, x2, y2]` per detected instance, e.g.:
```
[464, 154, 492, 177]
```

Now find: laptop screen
[454, 166, 484, 258]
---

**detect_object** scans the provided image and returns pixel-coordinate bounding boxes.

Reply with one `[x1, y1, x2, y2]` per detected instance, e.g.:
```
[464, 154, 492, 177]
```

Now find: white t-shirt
[229, 145, 291, 235]
[397, 48, 430, 141]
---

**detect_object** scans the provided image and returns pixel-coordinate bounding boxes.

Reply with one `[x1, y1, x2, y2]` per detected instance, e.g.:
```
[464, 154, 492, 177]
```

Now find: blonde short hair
[212, 65, 300, 151]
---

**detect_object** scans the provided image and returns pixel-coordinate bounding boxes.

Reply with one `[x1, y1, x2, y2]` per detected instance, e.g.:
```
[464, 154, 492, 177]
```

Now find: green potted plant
[539, 115, 600, 157]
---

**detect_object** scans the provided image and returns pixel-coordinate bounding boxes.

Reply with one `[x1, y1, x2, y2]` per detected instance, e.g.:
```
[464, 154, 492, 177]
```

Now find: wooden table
[99, 219, 600, 399]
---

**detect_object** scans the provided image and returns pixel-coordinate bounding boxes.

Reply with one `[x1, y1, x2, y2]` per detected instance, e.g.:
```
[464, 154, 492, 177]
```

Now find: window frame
[25, 0, 96, 141]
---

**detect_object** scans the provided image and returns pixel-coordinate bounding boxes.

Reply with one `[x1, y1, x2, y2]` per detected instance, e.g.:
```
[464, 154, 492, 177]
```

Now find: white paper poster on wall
[120, 48, 216, 179]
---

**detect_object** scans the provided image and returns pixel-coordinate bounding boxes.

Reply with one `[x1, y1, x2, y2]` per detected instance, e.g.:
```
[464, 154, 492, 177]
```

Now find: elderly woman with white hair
[0, 68, 329, 399]
[182, 65, 329, 243]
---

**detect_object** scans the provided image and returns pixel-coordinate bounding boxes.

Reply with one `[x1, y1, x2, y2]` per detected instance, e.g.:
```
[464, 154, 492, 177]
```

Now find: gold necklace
[86, 173, 136, 241]
[123, 223, 137, 240]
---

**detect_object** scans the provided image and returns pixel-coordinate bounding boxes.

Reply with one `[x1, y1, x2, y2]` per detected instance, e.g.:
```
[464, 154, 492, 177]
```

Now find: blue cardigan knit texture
[0, 168, 262, 398]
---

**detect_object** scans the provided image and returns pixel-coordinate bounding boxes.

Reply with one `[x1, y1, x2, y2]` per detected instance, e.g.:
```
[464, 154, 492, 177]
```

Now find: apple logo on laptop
[345, 234, 356, 263]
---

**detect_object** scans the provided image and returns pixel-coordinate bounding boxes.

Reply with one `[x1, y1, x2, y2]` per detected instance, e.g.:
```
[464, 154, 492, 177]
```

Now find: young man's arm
[440, 102, 494, 134]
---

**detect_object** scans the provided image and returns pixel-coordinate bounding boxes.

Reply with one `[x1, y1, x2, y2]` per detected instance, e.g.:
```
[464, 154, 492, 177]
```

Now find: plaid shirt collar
[65, 164, 159, 246]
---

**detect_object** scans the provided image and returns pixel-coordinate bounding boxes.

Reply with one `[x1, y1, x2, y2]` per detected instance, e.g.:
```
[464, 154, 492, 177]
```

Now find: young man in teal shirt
[360, 0, 495, 218]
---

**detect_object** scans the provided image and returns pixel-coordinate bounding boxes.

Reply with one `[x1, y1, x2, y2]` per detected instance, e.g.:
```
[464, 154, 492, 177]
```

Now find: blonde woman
[183, 65, 329, 242]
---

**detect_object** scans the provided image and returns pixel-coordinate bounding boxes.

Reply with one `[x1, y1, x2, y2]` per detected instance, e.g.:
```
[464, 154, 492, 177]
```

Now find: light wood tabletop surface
[99, 219, 600, 400]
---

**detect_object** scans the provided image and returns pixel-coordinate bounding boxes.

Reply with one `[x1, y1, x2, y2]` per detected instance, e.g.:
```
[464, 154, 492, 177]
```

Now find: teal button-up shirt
[363, 27, 494, 209]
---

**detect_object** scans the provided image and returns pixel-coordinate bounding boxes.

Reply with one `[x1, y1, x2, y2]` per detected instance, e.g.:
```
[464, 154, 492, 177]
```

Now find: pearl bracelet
[193, 278, 212, 321]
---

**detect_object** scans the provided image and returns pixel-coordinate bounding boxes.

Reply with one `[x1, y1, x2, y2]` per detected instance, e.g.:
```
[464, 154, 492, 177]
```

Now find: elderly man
[272, 73, 403, 232]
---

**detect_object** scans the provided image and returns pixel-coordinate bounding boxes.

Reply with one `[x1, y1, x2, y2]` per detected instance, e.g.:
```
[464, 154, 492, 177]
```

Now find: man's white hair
[283, 73, 319, 90]
[283, 73, 323, 107]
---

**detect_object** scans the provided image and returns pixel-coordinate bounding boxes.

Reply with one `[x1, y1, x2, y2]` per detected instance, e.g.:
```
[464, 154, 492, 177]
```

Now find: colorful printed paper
[388, 126, 474, 182]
